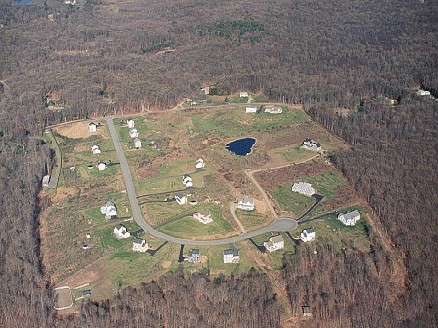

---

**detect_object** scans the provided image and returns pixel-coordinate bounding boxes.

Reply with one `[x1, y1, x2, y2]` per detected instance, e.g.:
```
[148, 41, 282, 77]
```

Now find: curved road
[106, 118, 297, 246]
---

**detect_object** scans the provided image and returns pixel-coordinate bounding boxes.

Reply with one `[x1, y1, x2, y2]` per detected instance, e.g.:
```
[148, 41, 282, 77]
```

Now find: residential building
[264, 235, 285, 252]
[127, 119, 135, 128]
[114, 224, 130, 239]
[302, 306, 312, 317]
[237, 197, 255, 211]
[417, 89, 431, 96]
[100, 201, 117, 219]
[129, 128, 139, 138]
[183, 174, 193, 188]
[132, 238, 149, 252]
[245, 106, 257, 113]
[175, 193, 187, 205]
[195, 158, 205, 170]
[187, 249, 201, 262]
[134, 138, 142, 149]
[97, 161, 107, 171]
[300, 228, 316, 242]
[88, 122, 97, 132]
[302, 138, 321, 151]
[291, 182, 316, 196]
[223, 249, 240, 263]
[239, 92, 248, 98]
[42, 175, 51, 188]
[91, 144, 101, 154]
[338, 210, 361, 226]
[264, 105, 283, 114]
[193, 212, 213, 224]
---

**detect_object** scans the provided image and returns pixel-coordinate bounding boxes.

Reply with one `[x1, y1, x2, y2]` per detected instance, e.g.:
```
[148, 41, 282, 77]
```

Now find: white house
[237, 197, 254, 211]
[264, 235, 285, 253]
[264, 105, 283, 114]
[175, 193, 187, 205]
[88, 122, 97, 132]
[223, 249, 240, 263]
[300, 228, 316, 242]
[183, 174, 193, 188]
[417, 89, 431, 96]
[91, 145, 101, 154]
[132, 238, 149, 252]
[42, 175, 51, 188]
[195, 158, 205, 170]
[134, 138, 142, 149]
[338, 210, 361, 226]
[187, 249, 201, 262]
[302, 138, 321, 151]
[97, 161, 107, 171]
[129, 128, 139, 139]
[239, 92, 248, 98]
[291, 182, 316, 196]
[100, 201, 117, 219]
[127, 119, 135, 128]
[114, 224, 130, 239]
[246, 106, 257, 113]
[193, 212, 213, 224]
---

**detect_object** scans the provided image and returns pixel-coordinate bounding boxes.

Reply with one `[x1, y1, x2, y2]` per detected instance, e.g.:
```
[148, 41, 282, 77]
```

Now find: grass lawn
[237, 210, 268, 231]
[272, 184, 315, 216]
[278, 144, 315, 163]
[305, 170, 344, 199]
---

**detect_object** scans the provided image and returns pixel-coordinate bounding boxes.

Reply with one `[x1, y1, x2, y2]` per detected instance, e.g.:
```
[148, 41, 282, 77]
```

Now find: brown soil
[254, 198, 269, 216]
[199, 255, 208, 264]
[74, 143, 90, 153]
[55, 121, 104, 139]
[162, 261, 172, 269]
[60, 269, 100, 288]
[52, 187, 77, 202]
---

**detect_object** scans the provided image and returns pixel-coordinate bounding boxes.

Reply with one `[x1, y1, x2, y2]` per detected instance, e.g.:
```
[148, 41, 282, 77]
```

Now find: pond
[225, 138, 256, 156]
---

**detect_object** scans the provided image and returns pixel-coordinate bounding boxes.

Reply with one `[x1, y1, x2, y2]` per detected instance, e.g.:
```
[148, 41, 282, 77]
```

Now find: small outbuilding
[89, 122, 97, 132]
[42, 175, 51, 188]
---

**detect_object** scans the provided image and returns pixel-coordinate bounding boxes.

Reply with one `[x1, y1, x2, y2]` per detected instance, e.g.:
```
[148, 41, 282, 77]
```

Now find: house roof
[302, 306, 311, 313]
[270, 235, 284, 243]
[224, 249, 239, 256]
[89, 122, 96, 126]
[105, 200, 115, 207]
[115, 224, 124, 230]
[134, 138, 141, 143]
[239, 197, 254, 205]
[175, 192, 185, 199]
[133, 238, 144, 245]
[190, 249, 200, 255]
[305, 228, 315, 233]
[340, 210, 360, 220]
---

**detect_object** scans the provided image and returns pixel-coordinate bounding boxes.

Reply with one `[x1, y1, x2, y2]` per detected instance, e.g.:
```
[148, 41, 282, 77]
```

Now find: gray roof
[133, 238, 144, 244]
[190, 249, 200, 255]
[340, 210, 360, 220]
[115, 224, 124, 230]
[106, 200, 115, 207]
[224, 249, 239, 256]
[175, 192, 185, 198]
[305, 228, 315, 233]
[240, 197, 254, 205]
[270, 235, 284, 243]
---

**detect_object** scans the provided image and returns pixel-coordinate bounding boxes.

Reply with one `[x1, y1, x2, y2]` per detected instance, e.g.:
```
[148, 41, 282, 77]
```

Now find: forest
[0, 0, 437, 327]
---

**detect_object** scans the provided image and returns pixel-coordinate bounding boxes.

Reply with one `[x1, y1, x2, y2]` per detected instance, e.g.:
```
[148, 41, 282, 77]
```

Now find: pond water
[226, 138, 256, 156]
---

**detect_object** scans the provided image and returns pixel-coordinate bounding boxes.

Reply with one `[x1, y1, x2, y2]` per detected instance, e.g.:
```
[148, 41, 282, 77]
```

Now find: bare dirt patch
[254, 198, 269, 216]
[60, 269, 100, 288]
[52, 187, 77, 202]
[55, 121, 104, 139]
[54, 287, 73, 309]
[199, 255, 208, 264]
[162, 260, 172, 269]
[74, 143, 91, 153]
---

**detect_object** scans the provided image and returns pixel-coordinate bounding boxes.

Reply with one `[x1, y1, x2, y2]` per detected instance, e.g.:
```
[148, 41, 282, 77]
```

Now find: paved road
[106, 118, 298, 246]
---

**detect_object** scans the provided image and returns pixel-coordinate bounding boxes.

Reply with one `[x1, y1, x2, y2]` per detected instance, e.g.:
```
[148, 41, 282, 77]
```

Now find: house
[129, 128, 139, 138]
[300, 228, 316, 242]
[338, 210, 361, 226]
[417, 89, 431, 96]
[302, 306, 312, 317]
[302, 138, 321, 151]
[187, 249, 201, 263]
[239, 92, 248, 98]
[42, 175, 51, 188]
[91, 145, 101, 154]
[237, 197, 254, 211]
[193, 212, 213, 224]
[175, 192, 187, 205]
[264, 105, 283, 114]
[64, 0, 76, 4]
[88, 122, 97, 132]
[114, 224, 130, 239]
[183, 174, 193, 188]
[291, 182, 316, 197]
[134, 138, 142, 149]
[223, 249, 240, 263]
[264, 235, 285, 252]
[132, 238, 149, 252]
[100, 201, 117, 219]
[82, 290, 91, 297]
[245, 106, 257, 113]
[127, 119, 135, 128]
[195, 158, 205, 170]
[97, 161, 107, 171]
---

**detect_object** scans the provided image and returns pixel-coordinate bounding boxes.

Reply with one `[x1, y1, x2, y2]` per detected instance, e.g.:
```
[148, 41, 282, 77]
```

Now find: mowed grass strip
[272, 184, 315, 215]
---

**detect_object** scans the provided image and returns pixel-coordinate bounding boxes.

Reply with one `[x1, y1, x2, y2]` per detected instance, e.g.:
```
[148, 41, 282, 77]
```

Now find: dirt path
[229, 202, 246, 233]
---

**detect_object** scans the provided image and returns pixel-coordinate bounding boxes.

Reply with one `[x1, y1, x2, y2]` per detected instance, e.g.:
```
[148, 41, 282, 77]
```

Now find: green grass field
[305, 170, 344, 199]
[272, 184, 315, 216]
[237, 210, 268, 230]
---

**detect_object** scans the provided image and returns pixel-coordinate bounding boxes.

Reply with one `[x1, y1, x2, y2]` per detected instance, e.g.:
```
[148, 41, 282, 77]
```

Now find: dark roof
[224, 249, 239, 257]
[175, 192, 184, 198]
[133, 238, 144, 244]
[315, 143, 321, 147]
[306, 228, 315, 233]
[190, 249, 200, 255]
[302, 306, 311, 313]
[82, 290, 91, 296]
[115, 224, 124, 230]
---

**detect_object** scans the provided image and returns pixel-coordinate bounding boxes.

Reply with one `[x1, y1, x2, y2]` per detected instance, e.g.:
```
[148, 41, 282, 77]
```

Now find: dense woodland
[0, 0, 437, 327]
